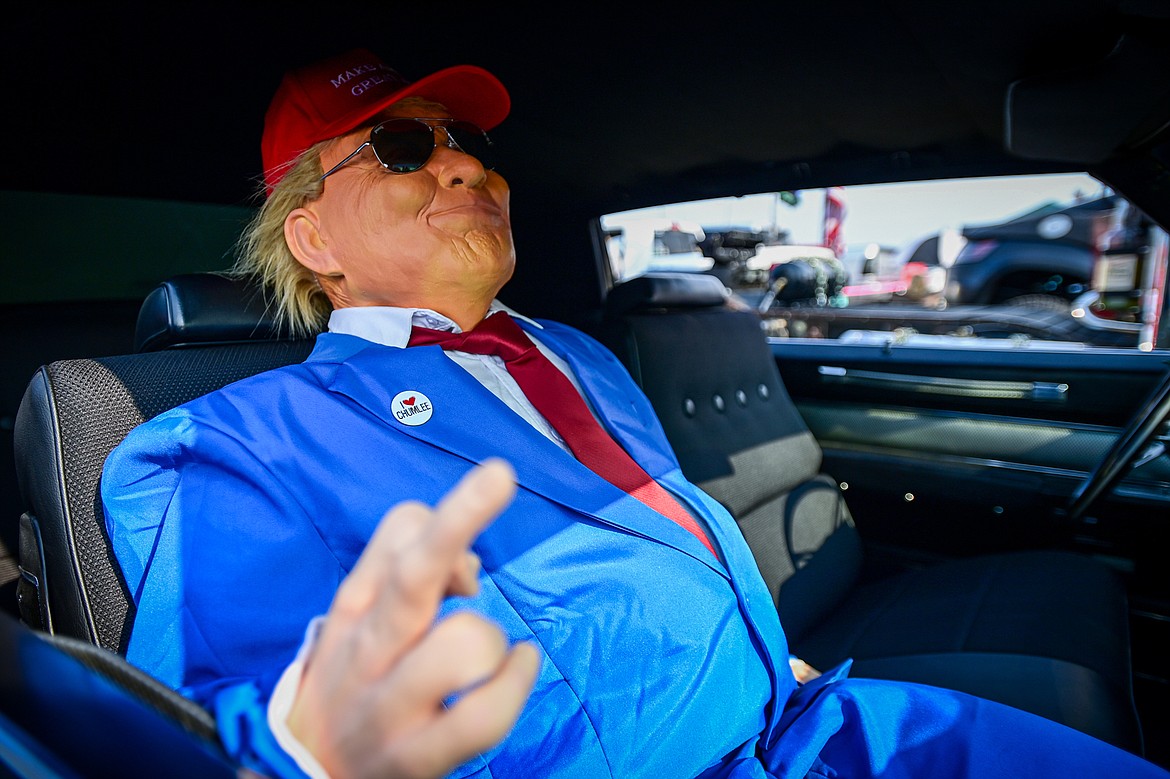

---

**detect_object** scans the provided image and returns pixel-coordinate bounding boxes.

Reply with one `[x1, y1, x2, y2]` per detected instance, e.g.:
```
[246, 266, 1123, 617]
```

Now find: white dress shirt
[327, 301, 602, 452]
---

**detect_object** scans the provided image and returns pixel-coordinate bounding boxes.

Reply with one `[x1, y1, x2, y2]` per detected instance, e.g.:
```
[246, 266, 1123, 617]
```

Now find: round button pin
[391, 390, 434, 426]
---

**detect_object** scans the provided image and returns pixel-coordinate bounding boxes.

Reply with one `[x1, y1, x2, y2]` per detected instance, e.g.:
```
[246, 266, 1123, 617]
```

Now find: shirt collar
[326, 300, 542, 348]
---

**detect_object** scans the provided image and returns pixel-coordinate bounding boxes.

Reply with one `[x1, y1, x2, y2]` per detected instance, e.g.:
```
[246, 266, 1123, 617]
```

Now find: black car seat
[13, 273, 313, 653]
[600, 272, 1143, 754]
[0, 611, 237, 777]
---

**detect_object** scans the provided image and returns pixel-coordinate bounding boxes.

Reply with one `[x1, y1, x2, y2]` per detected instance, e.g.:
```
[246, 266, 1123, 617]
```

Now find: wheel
[1065, 368, 1170, 521]
[1000, 294, 1071, 311]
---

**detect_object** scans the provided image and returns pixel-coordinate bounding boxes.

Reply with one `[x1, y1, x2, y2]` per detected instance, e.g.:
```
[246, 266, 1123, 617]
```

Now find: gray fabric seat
[600, 272, 1142, 754]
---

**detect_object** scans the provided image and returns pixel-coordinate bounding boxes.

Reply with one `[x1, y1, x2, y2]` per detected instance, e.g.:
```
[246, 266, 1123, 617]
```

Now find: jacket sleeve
[102, 407, 339, 779]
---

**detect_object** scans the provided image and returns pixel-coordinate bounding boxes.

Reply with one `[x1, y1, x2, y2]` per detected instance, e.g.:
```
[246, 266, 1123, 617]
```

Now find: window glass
[600, 174, 1169, 350]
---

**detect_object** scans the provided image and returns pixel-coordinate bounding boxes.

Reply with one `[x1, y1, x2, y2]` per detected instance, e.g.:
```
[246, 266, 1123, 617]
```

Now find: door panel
[771, 339, 1170, 571]
[773, 338, 1170, 742]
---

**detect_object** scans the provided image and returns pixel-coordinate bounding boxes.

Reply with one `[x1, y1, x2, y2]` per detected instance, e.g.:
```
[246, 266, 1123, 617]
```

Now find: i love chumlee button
[391, 390, 434, 426]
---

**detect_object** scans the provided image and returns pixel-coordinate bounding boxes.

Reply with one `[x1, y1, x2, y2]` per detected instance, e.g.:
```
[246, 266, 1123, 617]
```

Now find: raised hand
[287, 459, 540, 778]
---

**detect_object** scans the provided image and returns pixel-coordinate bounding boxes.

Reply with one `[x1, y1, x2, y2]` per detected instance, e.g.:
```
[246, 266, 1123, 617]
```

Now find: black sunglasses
[320, 117, 494, 180]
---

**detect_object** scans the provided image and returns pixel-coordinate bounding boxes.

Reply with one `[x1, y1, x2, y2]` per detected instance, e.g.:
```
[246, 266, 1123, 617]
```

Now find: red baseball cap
[261, 48, 511, 194]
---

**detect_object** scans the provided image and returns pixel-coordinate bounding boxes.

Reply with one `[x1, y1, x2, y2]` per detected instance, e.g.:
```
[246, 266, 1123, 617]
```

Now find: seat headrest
[604, 272, 729, 316]
[135, 273, 282, 352]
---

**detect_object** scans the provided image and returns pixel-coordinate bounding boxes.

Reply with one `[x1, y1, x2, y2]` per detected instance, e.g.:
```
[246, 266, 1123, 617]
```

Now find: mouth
[430, 201, 503, 218]
[428, 201, 508, 230]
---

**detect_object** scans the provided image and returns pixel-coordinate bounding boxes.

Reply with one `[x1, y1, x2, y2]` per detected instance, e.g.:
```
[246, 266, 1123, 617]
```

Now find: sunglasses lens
[445, 121, 494, 168]
[370, 120, 436, 173]
[368, 119, 494, 174]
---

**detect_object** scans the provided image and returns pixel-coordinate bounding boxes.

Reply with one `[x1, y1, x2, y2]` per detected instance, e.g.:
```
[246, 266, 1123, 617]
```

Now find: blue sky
[604, 173, 1105, 254]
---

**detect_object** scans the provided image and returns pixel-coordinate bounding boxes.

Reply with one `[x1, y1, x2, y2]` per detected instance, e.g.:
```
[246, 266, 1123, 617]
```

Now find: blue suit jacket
[102, 320, 1167, 779]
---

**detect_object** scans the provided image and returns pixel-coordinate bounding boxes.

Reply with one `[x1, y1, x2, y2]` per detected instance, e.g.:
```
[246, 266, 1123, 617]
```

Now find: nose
[432, 128, 488, 188]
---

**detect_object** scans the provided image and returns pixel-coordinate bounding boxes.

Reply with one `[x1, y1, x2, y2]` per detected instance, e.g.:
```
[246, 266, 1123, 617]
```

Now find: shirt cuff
[268, 616, 332, 779]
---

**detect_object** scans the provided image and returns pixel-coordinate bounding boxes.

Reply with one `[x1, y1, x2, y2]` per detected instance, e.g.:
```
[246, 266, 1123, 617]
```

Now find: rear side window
[600, 174, 1169, 351]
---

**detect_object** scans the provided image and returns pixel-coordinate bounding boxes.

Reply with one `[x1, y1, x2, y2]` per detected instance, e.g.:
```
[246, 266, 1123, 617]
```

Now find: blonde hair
[233, 97, 450, 338]
[233, 143, 333, 338]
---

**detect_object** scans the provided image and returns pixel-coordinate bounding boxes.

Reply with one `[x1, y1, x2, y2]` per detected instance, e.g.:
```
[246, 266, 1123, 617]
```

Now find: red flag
[823, 187, 846, 257]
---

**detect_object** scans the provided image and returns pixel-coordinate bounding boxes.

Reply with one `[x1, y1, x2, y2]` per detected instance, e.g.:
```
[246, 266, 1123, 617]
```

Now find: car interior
[3, 2, 1170, 775]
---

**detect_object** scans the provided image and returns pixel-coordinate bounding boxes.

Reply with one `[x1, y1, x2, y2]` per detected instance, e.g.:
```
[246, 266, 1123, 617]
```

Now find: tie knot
[408, 312, 534, 362]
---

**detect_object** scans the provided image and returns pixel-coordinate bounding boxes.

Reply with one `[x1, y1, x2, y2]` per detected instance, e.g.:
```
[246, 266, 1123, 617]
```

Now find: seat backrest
[13, 273, 313, 653]
[601, 273, 862, 643]
[0, 611, 236, 776]
[133, 271, 285, 352]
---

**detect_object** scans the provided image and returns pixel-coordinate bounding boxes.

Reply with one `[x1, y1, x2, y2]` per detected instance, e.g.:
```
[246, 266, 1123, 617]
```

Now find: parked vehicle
[944, 194, 1119, 309]
[696, 226, 773, 287]
[753, 245, 848, 309]
[835, 241, 937, 306]
[747, 243, 841, 285]
[603, 218, 714, 281]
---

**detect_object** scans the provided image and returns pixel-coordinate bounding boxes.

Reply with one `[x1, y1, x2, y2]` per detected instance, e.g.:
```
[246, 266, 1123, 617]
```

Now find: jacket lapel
[319, 338, 727, 576]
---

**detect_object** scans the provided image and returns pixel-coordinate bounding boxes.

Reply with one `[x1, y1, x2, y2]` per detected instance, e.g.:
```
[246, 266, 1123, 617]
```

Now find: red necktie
[409, 312, 716, 557]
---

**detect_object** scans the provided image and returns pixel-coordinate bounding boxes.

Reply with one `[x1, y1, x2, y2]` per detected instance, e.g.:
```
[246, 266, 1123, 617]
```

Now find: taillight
[901, 261, 927, 282]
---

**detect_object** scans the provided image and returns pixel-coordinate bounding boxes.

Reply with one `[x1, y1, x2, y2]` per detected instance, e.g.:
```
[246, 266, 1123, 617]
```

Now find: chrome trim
[817, 365, 1069, 401]
[1069, 291, 1143, 334]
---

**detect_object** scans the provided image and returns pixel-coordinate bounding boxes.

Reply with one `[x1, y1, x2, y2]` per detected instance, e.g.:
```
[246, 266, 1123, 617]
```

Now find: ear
[285, 205, 343, 276]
